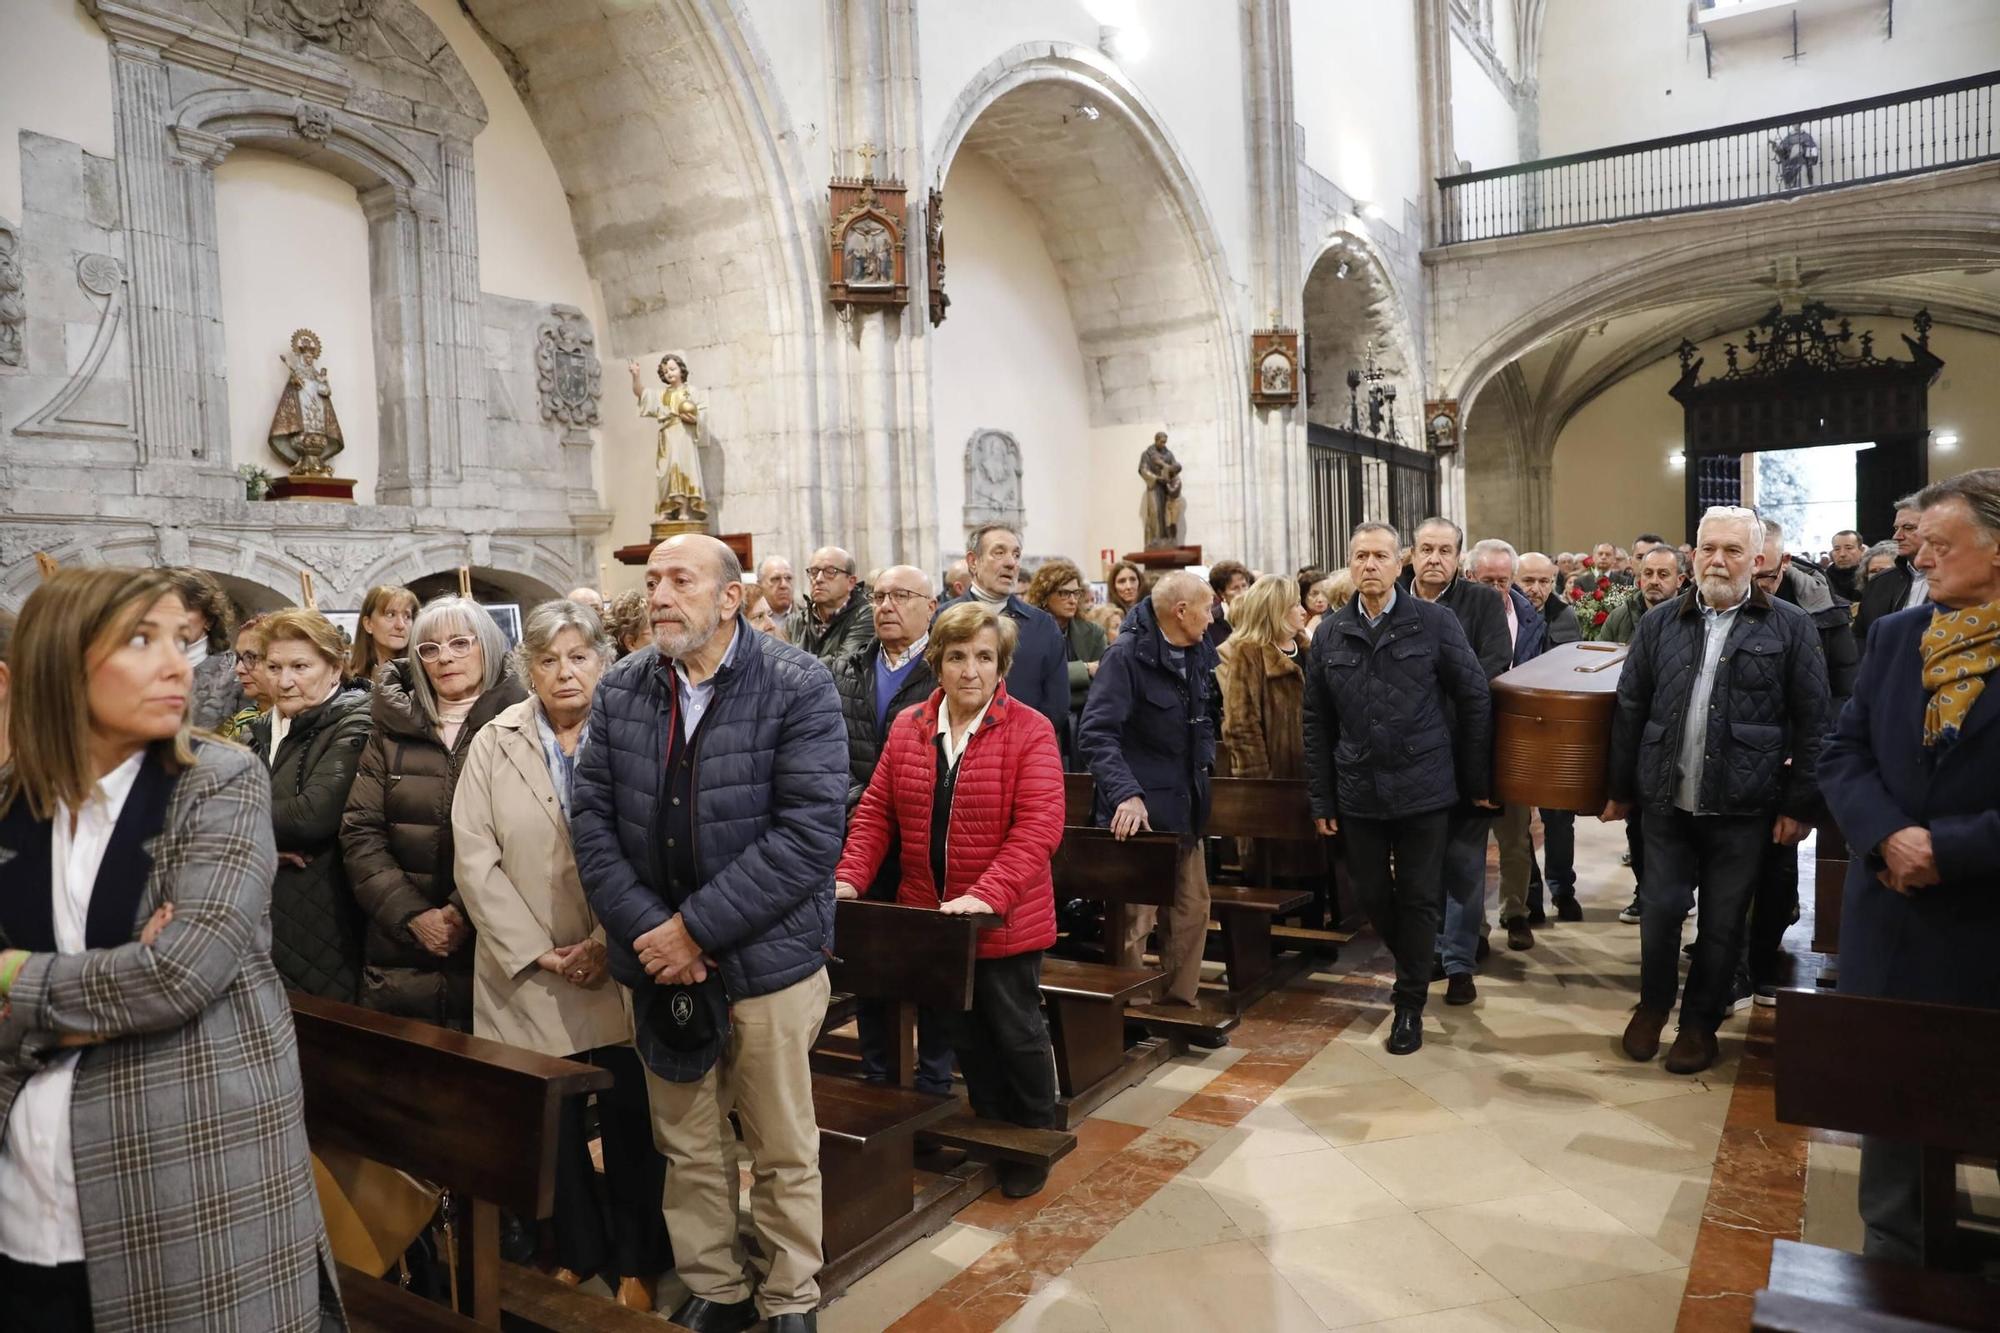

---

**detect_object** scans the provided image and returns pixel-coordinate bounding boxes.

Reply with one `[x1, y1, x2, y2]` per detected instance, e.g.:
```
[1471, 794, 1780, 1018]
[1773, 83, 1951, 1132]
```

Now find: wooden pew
[288, 994, 680, 1333]
[1765, 989, 2000, 1319]
[1811, 825, 1848, 985]
[1753, 1239, 2000, 1332]
[815, 899, 1074, 1300]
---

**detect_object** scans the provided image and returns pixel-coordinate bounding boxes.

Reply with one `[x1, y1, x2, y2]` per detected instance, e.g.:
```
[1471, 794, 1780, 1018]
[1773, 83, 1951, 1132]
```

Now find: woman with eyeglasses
[224, 614, 271, 740]
[341, 596, 525, 1028]
[1024, 560, 1107, 746]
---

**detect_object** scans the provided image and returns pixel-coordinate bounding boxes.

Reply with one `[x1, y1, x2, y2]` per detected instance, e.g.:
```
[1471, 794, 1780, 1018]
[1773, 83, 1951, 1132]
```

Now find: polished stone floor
[823, 816, 1792, 1333]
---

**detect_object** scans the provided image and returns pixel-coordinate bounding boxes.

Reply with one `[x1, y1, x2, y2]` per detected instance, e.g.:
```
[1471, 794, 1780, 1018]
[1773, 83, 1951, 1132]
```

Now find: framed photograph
[483, 602, 523, 648]
[1087, 581, 1107, 607]
[322, 611, 360, 650]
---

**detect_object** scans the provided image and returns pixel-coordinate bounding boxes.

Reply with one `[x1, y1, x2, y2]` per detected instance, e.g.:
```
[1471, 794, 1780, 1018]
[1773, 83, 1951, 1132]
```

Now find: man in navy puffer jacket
[571, 534, 844, 1333]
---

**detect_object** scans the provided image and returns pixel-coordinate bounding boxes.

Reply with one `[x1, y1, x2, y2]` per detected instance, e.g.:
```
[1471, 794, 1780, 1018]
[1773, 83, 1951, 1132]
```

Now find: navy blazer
[1819, 605, 2000, 1009]
[1507, 585, 1549, 667]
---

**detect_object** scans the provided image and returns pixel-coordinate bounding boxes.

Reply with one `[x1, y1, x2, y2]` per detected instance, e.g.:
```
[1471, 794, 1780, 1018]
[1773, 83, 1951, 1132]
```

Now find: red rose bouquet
[1567, 570, 1632, 642]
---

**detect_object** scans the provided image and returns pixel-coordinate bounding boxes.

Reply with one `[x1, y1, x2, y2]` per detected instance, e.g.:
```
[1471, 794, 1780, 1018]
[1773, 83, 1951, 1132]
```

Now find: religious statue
[1771, 126, 1819, 190]
[1138, 431, 1185, 548]
[1259, 348, 1293, 397]
[630, 353, 707, 525]
[267, 328, 344, 477]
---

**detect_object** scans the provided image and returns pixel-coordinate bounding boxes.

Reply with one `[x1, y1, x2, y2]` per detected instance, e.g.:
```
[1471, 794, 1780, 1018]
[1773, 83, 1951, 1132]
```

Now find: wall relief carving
[284, 540, 378, 591]
[963, 428, 1024, 535]
[536, 309, 601, 432]
[0, 224, 22, 369]
[15, 253, 133, 442]
[253, 0, 376, 51]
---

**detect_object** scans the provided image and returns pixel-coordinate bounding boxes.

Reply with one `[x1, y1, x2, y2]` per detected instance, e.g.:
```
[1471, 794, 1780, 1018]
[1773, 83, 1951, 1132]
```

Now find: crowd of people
[1, 466, 1995, 1328]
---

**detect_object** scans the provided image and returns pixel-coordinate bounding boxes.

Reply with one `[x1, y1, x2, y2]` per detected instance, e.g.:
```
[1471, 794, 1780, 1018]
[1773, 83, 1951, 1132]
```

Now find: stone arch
[458, 0, 827, 552]
[1302, 230, 1423, 443]
[363, 537, 577, 611]
[171, 89, 437, 195]
[930, 43, 1250, 552]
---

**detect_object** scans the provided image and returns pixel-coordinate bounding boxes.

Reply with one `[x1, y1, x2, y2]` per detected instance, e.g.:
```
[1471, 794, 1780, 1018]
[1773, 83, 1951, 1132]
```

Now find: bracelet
[0, 950, 29, 998]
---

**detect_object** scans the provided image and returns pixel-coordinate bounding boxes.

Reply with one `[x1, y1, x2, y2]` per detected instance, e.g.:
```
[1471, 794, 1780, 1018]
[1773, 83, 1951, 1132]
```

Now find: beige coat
[451, 697, 632, 1058]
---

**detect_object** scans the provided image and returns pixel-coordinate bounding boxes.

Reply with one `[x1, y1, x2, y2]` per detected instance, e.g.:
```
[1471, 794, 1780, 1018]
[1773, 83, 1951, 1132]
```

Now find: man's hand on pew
[637, 913, 707, 983]
[1314, 817, 1339, 837]
[835, 880, 860, 900]
[1109, 796, 1152, 841]
[1876, 826, 1940, 896]
[938, 894, 996, 917]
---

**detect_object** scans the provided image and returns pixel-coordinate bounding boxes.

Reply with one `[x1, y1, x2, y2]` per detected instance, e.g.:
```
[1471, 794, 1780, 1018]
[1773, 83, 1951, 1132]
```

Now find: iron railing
[1438, 70, 2000, 244]
[1306, 424, 1438, 571]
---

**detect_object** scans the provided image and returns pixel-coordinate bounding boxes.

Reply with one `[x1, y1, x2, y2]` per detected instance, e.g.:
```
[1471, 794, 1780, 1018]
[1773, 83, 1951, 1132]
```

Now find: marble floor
[825, 817, 1780, 1333]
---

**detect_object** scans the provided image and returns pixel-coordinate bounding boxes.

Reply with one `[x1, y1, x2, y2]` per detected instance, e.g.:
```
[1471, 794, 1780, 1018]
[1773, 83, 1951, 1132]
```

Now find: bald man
[1078, 570, 1222, 1025]
[566, 585, 604, 610]
[571, 533, 846, 1329]
[790, 544, 876, 662]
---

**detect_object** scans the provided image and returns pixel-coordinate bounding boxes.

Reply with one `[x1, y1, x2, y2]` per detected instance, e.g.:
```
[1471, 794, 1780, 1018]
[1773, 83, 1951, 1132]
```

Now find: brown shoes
[1663, 1027, 1720, 1075]
[1622, 1006, 1669, 1062]
[549, 1268, 584, 1287]
[616, 1275, 658, 1312]
[1504, 917, 1535, 951]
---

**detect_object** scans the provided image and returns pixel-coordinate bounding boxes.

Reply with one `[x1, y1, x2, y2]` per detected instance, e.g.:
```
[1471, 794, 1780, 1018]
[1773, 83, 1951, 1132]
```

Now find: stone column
[109, 40, 202, 469]
[362, 183, 426, 504]
[1243, 0, 1306, 574]
[440, 137, 484, 484]
[170, 127, 234, 469]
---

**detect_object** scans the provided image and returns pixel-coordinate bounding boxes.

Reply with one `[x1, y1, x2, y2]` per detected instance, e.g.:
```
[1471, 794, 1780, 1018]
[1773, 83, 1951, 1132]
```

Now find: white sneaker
[1618, 898, 1642, 924]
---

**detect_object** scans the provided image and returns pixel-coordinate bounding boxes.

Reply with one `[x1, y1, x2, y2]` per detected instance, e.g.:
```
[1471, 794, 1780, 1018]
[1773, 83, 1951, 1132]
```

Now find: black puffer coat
[248, 684, 372, 1001]
[1607, 585, 1830, 818]
[832, 643, 936, 812]
[339, 660, 527, 1026]
[1302, 592, 1493, 821]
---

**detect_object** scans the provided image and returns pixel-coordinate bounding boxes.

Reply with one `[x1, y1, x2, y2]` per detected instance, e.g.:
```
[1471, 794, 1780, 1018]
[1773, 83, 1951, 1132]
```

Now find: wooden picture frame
[829, 175, 909, 311]
[1425, 398, 1461, 453]
[1251, 330, 1301, 407]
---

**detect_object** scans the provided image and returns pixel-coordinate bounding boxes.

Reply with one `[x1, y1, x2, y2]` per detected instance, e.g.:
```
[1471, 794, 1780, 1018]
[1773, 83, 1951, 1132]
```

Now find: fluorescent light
[1935, 432, 1960, 450]
[1669, 450, 1686, 471]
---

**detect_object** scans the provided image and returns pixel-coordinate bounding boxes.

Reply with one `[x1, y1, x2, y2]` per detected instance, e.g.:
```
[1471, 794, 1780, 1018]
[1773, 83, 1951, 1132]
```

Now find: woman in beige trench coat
[452, 600, 671, 1311]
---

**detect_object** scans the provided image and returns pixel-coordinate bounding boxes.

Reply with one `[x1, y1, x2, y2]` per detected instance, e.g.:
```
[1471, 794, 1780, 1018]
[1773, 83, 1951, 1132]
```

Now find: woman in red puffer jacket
[836, 601, 1065, 1195]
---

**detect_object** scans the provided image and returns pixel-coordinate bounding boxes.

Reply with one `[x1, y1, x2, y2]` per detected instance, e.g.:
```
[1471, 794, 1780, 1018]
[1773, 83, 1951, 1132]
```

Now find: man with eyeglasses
[1855, 503, 1933, 649]
[936, 524, 1069, 750]
[827, 565, 953, 1094]
[788, 545, 877, 663]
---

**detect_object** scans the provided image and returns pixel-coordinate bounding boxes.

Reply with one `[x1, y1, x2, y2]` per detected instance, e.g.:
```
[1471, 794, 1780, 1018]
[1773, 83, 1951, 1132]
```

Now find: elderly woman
[167, 567, 244, 730]
[1861, 539, 1901, 585]
[247, 609, 372, 1002]
[342, 596, 526, 1027]
[742, 583, 786, 638]
[224, 614, 271, 739]
[453, 601, 669, 1310]
[1106, 560, 1147, 618]
[603, 588, 652, 659]
[350, 584, 418, 685]
[835, 601, 1065, 1197]
[1025, 558, 1108, 722]
[0, 568, 338, 1329]
[1216, 574, 1325, 893]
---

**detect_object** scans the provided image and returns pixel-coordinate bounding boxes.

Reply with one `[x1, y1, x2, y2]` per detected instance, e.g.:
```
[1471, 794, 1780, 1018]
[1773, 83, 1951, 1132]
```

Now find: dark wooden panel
[1051, 828, 1180, 907]
[1064, 772, 1094, 826]
[920, 1114, 1077, 1168]
[290, 994, 611, 1220]
[338, 1265, 483, 1332]
[1038, 957, 1163, 1003]
[1766, 1240, 2000, 1332]
[1210, 885, 1313, 913]
[809, 1073, 957, 1147]
[1752, 1289, 1967, 1333]
[1774, 990, 2000, 1156]
[828, 898, 979, 1010]
[1206, 778, 1318, 842]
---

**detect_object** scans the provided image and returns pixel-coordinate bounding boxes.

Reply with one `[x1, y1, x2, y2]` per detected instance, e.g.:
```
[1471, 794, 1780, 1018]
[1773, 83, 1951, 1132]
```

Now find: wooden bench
[1764, 989, 2000, 1321]
[288, 994, 688, 1333]
[1811, 825, 1849, 986]
[1753, 1239, 2000, 1332]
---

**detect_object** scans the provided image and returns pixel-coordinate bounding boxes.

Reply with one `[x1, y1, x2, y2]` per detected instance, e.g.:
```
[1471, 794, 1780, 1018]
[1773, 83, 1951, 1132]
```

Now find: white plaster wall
[736, 0, 830, 166]
[1539, 0, 2000, 156]
[916, 0, 1251, 308]
[215, 150, 381, 504]
[1292, 0, 1426, 217]
[1449, 31, 1519, 170]
[929, 152, 1094, 569]
[1546, 323, 2000, 550]
[0, 0, 115, 224]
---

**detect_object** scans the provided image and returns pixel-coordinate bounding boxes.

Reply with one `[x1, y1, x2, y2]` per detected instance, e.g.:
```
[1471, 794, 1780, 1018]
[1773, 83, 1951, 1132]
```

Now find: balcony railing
[1437, 70, 2000, 244]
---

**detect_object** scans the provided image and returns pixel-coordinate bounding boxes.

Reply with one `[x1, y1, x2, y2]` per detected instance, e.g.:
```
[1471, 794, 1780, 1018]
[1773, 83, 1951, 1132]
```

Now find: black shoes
[1618, 896, 1642, 924]
[670, 1295, 759, 1333]
[1445, 973, 1477, 1005]
[1554, 893, 1583, 922]
[1386, 1007, 1424, 1055]
[1430, 954, 1447, 982]
[1504, 917, 1535, 951]
[1475, 934, 1492, 963]
[1000, 1161, 1051, 1199]
[1527, 906, 1549, 927]
[767, 1316, 818, 1333]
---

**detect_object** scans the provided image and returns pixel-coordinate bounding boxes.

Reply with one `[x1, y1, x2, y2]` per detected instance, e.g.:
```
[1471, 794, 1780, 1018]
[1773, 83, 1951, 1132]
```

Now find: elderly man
[1855, 503, 1930, 646]
[1078, 571, 1221, 1023]
[1305, 522, 1493, 1054]
[790, 545, 876, 663]
[1465, 539, 1554, 949]
[829, 565, 950, 1093]
[942, 558, 970, 600]
[1602, 544, 1690, 923]
[1405, 518, 1508, 1001]
[1517, 551, 1585, 922]
[571, 534, 845, 1333]
[1603, 506, 1830, 1076]
[1825, 528, 1866, 602]
[758, 555, 797, 620]
[938, 524, 1069, 749]
[1821, 468, 2000, 1265]
[566, 585, 604, 610]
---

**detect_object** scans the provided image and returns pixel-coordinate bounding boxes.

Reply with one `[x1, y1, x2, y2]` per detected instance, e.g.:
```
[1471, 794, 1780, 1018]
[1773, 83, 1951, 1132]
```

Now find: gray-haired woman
[340, 596, 526, 1028]
[452, 600, 670, 1307]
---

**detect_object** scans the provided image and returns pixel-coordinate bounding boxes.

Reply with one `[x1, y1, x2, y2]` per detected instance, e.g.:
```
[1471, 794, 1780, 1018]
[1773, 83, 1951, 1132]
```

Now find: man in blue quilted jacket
[1603, 505, 1830, 1078]
[571, 534, 846, 1333]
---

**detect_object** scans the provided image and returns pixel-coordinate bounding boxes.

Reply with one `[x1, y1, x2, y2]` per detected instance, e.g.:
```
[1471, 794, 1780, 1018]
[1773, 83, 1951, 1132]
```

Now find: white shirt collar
[882, 633, 928, 672]
[82, 750, 147, 818]
[936, 693, 995, 768]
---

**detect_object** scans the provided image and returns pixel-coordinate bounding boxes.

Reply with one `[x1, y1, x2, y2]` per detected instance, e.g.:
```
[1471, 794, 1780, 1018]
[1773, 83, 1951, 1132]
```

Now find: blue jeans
[1527, 810, 1576, 914]
[856, 1000, 955, 1095]
[1437, 812, 1491, 977]
[1638, 809, 1767, 1031]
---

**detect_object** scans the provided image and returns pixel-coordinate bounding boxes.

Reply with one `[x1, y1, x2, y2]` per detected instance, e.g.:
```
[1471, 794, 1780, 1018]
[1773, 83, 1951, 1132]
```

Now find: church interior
[3, 1, 2000, 1331]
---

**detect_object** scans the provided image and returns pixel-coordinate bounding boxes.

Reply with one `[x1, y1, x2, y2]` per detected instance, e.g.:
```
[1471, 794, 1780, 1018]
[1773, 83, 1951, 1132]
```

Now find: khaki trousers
[643, 967, 830, 1317]
[1116, 840, 1210, 1004]
[1495, 803, 1534, 923]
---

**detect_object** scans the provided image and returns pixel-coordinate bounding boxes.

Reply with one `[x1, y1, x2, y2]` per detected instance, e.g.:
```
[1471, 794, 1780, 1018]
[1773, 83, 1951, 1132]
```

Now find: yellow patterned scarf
[1921, 602, 2000, 747]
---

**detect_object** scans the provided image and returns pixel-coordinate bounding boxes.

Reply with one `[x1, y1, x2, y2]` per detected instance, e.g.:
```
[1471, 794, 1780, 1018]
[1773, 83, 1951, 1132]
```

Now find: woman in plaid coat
[0, 568, 342, 1331]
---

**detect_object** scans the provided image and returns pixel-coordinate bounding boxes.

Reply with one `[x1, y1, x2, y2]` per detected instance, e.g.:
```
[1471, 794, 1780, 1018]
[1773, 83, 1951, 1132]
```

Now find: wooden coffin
[1491, 640, 1628, 812]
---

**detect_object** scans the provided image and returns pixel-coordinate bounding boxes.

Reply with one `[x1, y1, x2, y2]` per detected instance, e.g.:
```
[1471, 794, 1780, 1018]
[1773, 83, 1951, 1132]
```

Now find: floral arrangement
[1567, 556, 1635, 641]
[237, 463, 273, 500]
